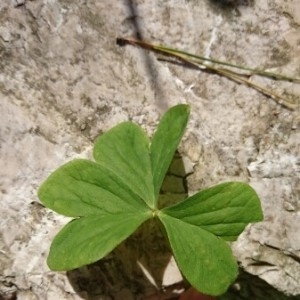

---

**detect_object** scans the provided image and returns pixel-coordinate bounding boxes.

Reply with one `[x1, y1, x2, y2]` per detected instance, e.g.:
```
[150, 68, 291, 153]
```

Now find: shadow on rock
[209, 0, 255, 8]
[219, 269, 300, 300]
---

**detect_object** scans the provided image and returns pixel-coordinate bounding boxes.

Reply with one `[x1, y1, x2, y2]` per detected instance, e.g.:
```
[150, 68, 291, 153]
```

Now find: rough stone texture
[0, 0, 300, 299]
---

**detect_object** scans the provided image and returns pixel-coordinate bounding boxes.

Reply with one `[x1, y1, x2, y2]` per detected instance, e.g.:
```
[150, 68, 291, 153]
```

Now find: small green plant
[38, 104, 263, 296]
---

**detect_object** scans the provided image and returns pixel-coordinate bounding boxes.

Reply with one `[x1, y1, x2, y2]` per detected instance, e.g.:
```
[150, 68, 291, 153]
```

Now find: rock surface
[0, 0, 299, 299]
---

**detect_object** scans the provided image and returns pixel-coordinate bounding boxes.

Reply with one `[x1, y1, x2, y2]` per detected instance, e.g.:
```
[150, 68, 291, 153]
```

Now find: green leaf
[158, 213, 238, 296]
[150, 104, 190, 200]
[93, 122, 155, 209]
[162, 182, 263, 241]
[38, 159, 149, 217]
[38, 103, 264, 285]
[48, 212, 150, 270]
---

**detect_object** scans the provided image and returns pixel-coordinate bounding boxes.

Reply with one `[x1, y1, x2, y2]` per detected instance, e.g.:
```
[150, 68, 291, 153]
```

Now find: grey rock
[1, 0, 299, 299]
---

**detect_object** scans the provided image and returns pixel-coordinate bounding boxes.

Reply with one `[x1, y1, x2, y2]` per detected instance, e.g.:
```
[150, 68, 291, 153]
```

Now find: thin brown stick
[117, 37, 298, 110]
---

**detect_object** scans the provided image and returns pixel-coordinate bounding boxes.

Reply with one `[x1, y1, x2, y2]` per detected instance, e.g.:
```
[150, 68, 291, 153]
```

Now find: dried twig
[117, 37, 299, 110]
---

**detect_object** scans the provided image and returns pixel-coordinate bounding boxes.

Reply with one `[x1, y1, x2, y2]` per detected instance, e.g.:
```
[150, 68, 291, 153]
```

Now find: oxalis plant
[38, 104, 263, 296]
